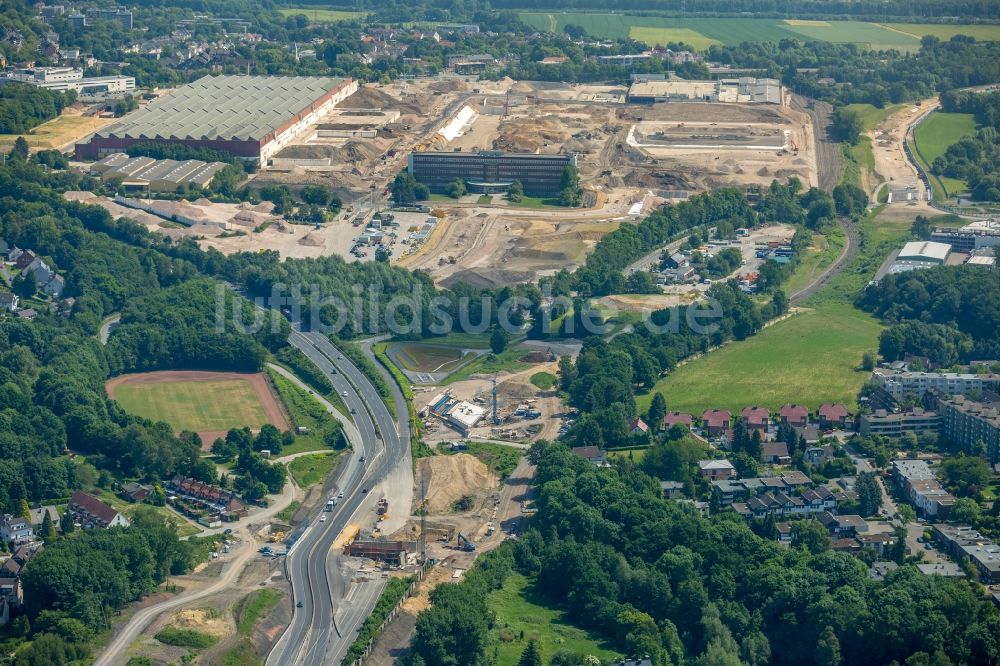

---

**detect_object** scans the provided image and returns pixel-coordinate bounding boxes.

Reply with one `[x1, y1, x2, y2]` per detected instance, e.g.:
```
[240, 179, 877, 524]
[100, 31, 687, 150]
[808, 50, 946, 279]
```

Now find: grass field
[489, 573, 621, 666]
[846, 103, 907, 131]
[638, 205, 914, 416]
[268, 370, 347, 456]
[441, 348, 535, 385]
[0, 113, 111, 149]
[883, 23, 1000, 42]
[911, 111, 977, 199]
[516, 13, 966, 50]
[638, 301, 882, 415]
[286, 452, 341, 487]
[96, 489, 202, 538]
[114, 379, 270, 434]
[278, 7, 364, 22]
[782, 224, 846, 297]
[530, 372, 557, 390]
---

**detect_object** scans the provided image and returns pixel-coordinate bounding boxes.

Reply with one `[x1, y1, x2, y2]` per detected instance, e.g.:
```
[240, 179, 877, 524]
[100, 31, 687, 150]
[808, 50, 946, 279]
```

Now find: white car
[320, 515, 327, 522]
[342, 390, 348, 397]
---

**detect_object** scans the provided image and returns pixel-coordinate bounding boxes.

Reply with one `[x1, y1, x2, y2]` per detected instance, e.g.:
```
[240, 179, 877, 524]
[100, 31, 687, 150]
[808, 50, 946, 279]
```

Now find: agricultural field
[517, 13, 976, 50]
[277, 7, 364, 22]
[107, 371, 288, 440]
[883, 23, 1000, 42]
[911, 111, 977, 198]
[488, 573, 621, 666]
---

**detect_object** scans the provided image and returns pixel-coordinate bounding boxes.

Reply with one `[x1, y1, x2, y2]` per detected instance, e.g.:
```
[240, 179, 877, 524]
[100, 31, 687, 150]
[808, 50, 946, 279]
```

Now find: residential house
[701, 409, 731, 437]
[630, 417, 649, 435]
[804, 445, 835, 466]
[856, 532, 896, 557]
[698, 459, 735, 481]
[961, 543, 1000, 584]
[12, 250, 35, 271]
[0, 516, 33, 544]
[662, 411, 692, 431]
[775, 522, 792, 544]
[15, 309, 36, 320]
[28, 506, 58, 530]
[780, 404, 809, 428]
[571, 446, 606, 467]
[0, 293, 17, 313]
[68, 491, 130, 529]
[121, 482, 153, 503]
[665, 252, 689, 268]
[860, 409, 940, 437]
[818, 511, 867, 537]
[168, 476, 246, 516]
[793, 424, 821, 444]
[762, 441, 790, 464]
[711, 479, 746, 505]
[917, 562, 966, 578]
[818, 403, 850, 429]
[780, 470, 811, 488]
[870, 561, 898, 581]
[832, 538, 862, 553]
[41, 273, 64, 297]
[659, 481, 684, 499]
[742, 406, 770, 432]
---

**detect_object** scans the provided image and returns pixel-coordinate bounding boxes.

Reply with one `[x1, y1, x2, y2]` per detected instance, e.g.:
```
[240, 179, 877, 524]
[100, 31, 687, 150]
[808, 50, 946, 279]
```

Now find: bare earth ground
[106, 370, 291, 448]
[868, 96, 940, 215]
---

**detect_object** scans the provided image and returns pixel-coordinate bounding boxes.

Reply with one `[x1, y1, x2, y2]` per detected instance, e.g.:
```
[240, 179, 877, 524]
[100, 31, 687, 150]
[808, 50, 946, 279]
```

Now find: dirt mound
[341, 85, 422, 115]
[298, 231, 324, 246]
[170, 609, 231, 638]
[419, 453, 497, 514]
[427, 79, 467, 93]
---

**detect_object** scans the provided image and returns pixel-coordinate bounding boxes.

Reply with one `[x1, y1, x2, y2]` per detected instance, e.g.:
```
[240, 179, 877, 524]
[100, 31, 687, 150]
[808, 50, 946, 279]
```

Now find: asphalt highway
[266, 329, 411, 666]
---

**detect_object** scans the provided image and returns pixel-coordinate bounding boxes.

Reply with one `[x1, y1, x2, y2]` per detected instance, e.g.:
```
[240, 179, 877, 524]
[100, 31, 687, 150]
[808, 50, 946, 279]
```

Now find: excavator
[457, 532, 476, 552]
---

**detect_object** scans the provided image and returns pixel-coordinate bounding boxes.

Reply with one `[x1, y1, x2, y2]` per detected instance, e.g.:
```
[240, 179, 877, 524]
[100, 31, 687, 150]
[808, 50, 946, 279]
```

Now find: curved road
[789, 218, 859, 305]
[266, 329, 411, 666]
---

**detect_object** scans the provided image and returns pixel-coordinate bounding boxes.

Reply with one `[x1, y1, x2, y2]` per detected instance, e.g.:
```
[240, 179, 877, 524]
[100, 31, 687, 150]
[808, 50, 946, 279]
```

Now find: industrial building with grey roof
[76, 75, 358, 165]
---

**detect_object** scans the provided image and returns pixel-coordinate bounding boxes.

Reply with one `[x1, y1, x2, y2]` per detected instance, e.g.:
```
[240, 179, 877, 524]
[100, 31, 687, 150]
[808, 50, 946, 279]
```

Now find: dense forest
[0, 84, 76, 135]
[858, 265, 1000, 362]
[935, 90, 1000, 201]
[408, 442, 1000, 666]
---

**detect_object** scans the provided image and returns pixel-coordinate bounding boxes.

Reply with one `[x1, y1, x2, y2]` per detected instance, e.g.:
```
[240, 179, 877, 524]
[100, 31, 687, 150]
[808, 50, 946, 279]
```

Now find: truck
[376, 498, 389, 516]
[325, 499, 335, 512]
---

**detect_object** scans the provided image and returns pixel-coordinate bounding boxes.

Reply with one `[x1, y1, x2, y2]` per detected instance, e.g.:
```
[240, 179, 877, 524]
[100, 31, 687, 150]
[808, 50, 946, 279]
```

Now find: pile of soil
[419, 453, 496, 514]
[170, 609, 231, 638]
[341, 85, 423, 115]
[298, 231, 324, 246]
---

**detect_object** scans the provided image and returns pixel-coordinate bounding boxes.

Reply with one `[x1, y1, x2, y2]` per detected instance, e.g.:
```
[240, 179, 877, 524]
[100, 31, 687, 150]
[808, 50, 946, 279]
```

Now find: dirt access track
[106, 370, 291, 447]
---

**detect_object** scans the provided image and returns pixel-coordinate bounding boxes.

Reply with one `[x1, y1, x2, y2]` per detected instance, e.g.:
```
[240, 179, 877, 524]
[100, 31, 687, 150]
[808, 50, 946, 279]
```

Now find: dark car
[296, 601, 303, 608]
[362, 487, 369, 494]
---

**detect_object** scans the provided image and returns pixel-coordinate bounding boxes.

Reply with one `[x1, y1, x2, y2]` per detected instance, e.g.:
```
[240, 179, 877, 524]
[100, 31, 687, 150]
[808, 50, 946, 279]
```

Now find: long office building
[408, 150, 576, 196]
[76, 75, 358, 165]
[2, 67, 134, 95]
[931, 220, 1000, 253]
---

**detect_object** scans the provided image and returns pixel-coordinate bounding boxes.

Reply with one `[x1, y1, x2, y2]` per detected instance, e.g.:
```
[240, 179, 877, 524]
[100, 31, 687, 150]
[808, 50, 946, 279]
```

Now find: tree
[940, 456, 992, 498]
[950, 497, 982, 524]
[517, 639, 542, 666]
[862, 351, 876, 371]
[507, 179, 524, 203]
[445, 179, 466, 198]
[41, 511, 57, 541]
[489, 327, 509, 354]
[211, 437, 238, 461]
[59, 511, 74, 534]
[392, 172, 419, 205]
[791, 519, 831, 554]
[19, 498, 30, 521]
[815, 626, 842, 666]
[558, 165, 582, 207]
[897, 503, 916, 524]
[13, 269, 37, 298]
[831, 107, 863, 144]
[300, 184, 330, 206]
[647, 393, 667, 432]
[856, 472, 883, 517]
[12, 136, 29, 160]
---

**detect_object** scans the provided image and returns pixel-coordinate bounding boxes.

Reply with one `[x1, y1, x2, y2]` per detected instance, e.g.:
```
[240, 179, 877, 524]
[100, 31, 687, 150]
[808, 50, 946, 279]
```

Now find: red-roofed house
[702, 409, 731, 437]
[67, 491, 130, 529]
[780, 404, 809, 428]
[662, 412, 693, 431]
[818, 403, 850, 428]
[630, 417, 649, 435]
[742, 406, 770, 432]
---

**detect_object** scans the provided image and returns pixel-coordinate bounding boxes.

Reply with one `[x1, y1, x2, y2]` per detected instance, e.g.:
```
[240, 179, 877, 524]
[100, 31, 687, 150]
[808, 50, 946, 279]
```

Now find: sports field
[278, 7, 364, 22]
[107, 371, 290, 444]
[911, 111, 977, 198]
[518, 13, 991, 51]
